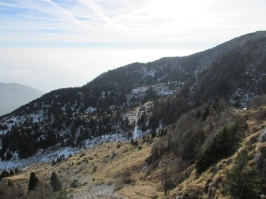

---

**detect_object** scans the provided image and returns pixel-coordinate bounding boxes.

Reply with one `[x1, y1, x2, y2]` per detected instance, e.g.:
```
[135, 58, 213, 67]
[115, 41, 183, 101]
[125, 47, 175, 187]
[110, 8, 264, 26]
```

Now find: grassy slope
[3, 106, 266, 199]
[172, 107, 266, 199]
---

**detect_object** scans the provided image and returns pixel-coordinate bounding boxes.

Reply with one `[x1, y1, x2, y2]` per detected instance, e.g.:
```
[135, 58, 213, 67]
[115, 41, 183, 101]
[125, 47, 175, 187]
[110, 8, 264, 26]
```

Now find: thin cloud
[44, 0, 93, 30]
[0, 0, 265, 44]
[78, 0, 131, 36]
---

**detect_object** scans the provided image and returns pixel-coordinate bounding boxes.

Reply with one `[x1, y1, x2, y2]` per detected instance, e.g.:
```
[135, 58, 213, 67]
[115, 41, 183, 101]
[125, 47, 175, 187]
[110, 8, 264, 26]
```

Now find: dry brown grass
[3, 107, 266, 199]
[168, 108, 266, 199]
[3, 139, 167, 198]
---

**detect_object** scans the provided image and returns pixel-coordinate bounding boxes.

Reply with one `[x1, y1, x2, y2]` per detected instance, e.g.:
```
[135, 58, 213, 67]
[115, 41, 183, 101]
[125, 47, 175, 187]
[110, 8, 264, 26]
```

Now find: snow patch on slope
[0, 131, 132, 171]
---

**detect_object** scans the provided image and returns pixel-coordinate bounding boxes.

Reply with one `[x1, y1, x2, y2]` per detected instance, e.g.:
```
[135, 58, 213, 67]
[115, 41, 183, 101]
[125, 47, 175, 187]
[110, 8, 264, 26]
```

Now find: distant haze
[0, 47, 206, 92]
[0, 83, 45, 116]
[0, 0, 265, 92]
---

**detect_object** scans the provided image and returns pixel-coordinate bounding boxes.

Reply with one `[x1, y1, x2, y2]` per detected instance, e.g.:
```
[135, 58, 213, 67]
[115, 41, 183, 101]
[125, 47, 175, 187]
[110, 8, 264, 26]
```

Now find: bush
[93, 165, 97, 173]
[202, 106, 209, 121]
[130, 139, 139, 146]
[0, 183, 26, 199]
[70, 179, 78, 188]
[248, 95, 266, 109]
[55, 190, 68, 199]
[114, 183, 124, 192]
[160, 166, 174, 196]
[7, 180, 13, 186]
[196, 119, 246, 173]
[27, 183, 53, 199]
[150, 134, 172, 160]
[111, 153, 117, 160]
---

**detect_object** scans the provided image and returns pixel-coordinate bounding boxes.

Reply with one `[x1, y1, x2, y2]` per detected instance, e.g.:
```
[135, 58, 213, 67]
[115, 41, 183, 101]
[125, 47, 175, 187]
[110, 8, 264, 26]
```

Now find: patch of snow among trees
[0, 130, 133, 170]
[84, 107, 97, 114]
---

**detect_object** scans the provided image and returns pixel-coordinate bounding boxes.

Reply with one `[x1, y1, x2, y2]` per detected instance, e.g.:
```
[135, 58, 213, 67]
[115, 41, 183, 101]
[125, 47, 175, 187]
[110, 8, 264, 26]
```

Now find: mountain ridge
[0, 31, 266, 170]
[86, 31, 266, 88]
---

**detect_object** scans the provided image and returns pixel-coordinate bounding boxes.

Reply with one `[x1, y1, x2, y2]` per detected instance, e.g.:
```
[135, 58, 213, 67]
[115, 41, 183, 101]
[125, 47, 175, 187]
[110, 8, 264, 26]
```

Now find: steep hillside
[170, 101, 266, 199]
[149, 35, 266, 126]
[0, 83, 45, 116]
[2, 99, 266, 199]
[0, 31, 266, 170]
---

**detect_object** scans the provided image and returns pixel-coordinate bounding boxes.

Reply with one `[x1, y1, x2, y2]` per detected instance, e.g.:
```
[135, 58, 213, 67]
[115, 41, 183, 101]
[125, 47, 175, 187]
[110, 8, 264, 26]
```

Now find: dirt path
[68, 184, 128, 199]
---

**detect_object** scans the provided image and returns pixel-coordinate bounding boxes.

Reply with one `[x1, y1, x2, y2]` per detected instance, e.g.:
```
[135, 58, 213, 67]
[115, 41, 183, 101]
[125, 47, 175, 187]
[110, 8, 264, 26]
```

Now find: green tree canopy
[226, 150, 261, 199]
[50, 171, 62, 192]
[28, 172, 39, 191]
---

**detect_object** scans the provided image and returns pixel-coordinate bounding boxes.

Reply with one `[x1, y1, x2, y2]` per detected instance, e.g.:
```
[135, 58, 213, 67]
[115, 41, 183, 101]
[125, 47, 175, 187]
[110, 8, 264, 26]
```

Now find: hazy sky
[0, 0, 265, 92]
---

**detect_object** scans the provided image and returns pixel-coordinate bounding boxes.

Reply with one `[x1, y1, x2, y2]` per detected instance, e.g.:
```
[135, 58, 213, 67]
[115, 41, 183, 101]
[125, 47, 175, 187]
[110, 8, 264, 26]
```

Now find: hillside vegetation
[1, 32, 266, 163]
[1, 31, 266, 198]
[1, 96, 266, 198]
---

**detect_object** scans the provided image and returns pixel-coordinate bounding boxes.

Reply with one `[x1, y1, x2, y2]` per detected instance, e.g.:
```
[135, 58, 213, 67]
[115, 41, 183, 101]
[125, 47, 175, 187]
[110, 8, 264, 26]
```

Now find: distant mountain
[0, 83, 45, 116]
[1, 31, 266, 168]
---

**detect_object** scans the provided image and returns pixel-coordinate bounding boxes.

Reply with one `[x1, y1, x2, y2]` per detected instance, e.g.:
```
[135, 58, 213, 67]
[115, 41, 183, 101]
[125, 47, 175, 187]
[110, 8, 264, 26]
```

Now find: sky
[0, 0, 265, 92]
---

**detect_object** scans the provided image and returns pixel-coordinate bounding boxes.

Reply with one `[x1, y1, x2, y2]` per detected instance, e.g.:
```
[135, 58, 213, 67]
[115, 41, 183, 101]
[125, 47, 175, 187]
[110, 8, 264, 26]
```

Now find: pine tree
[50, 171, 62, 192]
[0, 170, 9, 178]
[28, 172, 39, 191]
[226, 150, 261, 199]
[202, 106, 209, 121]
[9, 169, 14, 176]
[15, 168, 19, 174]
[52, 159, 56, 166]
[7, 180, 13, 186]
[6, 151, 13, 160]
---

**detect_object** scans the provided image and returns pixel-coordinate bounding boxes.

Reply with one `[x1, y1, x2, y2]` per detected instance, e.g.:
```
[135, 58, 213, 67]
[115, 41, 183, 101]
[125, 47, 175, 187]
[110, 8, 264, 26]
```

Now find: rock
[212, 165, 218, 177]
[260, 159, 266, 177]
[255, 153, 263, 170]
[259, 128, 266, 142]
[227, 158, 234, 165]
[206, 181, 214, 199]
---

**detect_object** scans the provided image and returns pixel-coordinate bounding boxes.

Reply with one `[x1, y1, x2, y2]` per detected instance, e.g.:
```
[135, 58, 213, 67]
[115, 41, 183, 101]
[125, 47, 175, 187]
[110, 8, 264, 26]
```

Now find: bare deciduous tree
[27, 183, 54, 199]
[160, 165, 173, 196]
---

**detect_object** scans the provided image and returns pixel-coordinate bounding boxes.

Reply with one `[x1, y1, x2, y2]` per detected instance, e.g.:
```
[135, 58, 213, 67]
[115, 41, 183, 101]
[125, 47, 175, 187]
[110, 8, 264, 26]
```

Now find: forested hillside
[0, 31, 266, 168]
